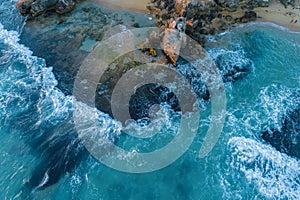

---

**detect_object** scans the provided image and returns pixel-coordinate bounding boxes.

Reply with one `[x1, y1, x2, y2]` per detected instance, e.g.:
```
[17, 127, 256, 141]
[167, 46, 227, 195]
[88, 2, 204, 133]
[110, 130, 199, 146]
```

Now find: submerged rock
[129, 83, 180, 124]
[213, 52, 252, 82]
[261, 92, 300, 159]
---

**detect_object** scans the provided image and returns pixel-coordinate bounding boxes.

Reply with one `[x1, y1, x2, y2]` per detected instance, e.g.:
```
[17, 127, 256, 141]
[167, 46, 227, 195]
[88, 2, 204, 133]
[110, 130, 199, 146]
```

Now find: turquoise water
[1, 1, 300, 199]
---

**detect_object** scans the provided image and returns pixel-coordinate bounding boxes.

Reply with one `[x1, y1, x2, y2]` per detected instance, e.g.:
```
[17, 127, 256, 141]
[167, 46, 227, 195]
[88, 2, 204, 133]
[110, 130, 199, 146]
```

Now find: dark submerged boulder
[261, 92, 300, 159]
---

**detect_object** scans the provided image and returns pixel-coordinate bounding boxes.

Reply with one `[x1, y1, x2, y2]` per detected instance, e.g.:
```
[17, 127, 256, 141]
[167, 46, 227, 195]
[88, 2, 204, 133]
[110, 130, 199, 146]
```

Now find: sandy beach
[254, 0, 300, 32]
[92, 0, 148, 12]
[92, 0, 300, 32]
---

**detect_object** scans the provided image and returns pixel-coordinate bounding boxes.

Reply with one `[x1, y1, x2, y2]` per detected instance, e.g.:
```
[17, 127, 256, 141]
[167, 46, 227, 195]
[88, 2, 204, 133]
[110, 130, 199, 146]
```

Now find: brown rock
[139, 39, 150, 52]
[149, 48, 157, 57]
[55, 0, 75, 14]
[15, 0, 34, 15]
[161, 28, 181, 66]
[175, 0, 190, 16]
[56, 19, 63, 24]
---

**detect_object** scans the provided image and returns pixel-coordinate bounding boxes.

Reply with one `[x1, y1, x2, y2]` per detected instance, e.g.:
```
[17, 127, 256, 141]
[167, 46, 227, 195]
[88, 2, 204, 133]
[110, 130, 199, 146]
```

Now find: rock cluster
[147, 0, 264, 39]
[280, 0, 296, 7]
[139, 0, 274, 85]
[146, 0, 299, 45]
[216, 0, 271, 11]
[145, 0, 273, 49]
[15, 0, 76, 16]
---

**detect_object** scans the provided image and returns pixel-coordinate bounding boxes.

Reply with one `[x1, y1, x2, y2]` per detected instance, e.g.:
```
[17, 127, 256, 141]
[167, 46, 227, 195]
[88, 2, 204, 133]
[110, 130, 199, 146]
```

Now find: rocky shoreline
[15, 0, 300, 48]
[15, 0, 300, 66]
[19, 2, 155, 95]
[15, 0, 300, 31]
[15, 0, 300, 112]
[147, 0, 300, 41]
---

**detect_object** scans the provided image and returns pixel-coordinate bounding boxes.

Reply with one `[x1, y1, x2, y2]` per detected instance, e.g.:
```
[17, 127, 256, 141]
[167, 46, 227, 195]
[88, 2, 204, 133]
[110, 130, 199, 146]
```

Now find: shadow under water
[11, 94, 88, 192]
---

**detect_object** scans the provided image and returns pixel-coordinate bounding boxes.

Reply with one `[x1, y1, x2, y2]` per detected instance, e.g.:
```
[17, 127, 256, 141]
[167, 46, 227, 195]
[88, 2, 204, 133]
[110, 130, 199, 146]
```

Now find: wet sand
[92, 0, 149, 12]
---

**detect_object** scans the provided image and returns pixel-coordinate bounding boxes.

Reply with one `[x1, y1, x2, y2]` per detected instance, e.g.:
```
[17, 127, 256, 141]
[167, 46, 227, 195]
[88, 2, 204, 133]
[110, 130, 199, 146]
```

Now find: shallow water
[0, 1, 300, 199]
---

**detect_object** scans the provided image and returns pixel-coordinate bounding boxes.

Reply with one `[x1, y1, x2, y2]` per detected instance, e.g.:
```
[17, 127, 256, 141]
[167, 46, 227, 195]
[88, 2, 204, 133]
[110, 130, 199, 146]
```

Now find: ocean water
[0, 1, 300, 199]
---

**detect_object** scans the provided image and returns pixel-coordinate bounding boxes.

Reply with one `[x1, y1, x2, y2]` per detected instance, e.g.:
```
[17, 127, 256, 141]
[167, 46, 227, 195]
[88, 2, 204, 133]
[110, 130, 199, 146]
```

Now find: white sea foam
[0, 0, 26, 33]
[0, 11, 299, 198]
[0, 22, 120, 140]
[228, 136, 300, 199]
[0, 21, 125, 198]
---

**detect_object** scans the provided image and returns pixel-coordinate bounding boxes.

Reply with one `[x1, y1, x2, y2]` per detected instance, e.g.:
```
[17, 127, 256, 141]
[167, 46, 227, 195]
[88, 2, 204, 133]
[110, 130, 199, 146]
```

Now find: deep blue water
[0, 0, 300, 199]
